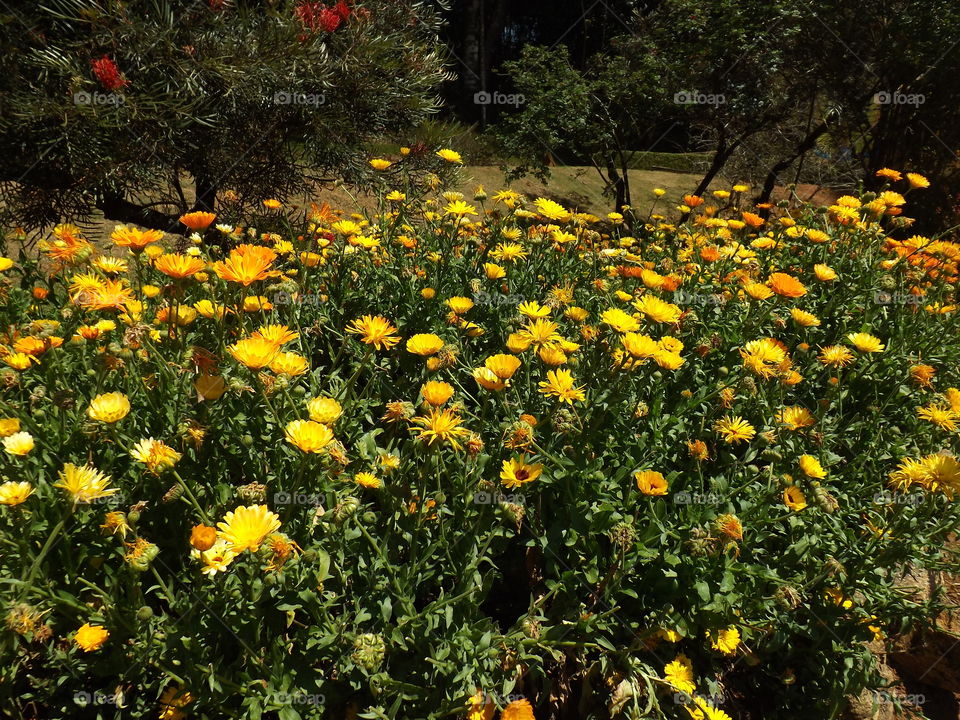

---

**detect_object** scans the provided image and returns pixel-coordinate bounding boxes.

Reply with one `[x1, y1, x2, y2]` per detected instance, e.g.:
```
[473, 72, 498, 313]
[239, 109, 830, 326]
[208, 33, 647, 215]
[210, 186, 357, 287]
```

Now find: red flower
[90, 56, 127, 92]
[208, 0, 227, 10]
[294, 1, 346, 32]
[333, 1, 351, 20]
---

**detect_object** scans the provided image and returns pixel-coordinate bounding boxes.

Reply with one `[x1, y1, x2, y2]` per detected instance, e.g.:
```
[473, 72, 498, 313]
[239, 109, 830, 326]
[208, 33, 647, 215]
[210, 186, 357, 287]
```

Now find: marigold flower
[767, 272, 807, 298]
[285, 420, 334, 453]
[354, 472, 382, 489]
[664, 654, 695, 694]
[179, 211, 216, 231]
[154, 253, 206, 279]
[538, 368, 586, 404]
[87, 392, 131, 423]
[0, 480, 33, 506]
[270, 351, 309, 376]
[799, 454, 827, 479]
[406, 333, 444, 356]
[847, 332, 884, 353]
[229, 337, 280, 369]
[485, 354, 521, 379]
[217, 504, 281, 553]
[473, 367, 507, 391]
[307, 397, 342, 424]
[131, 438, 182, 474]
[635, 470, 668, 495]
[212, 244, 281, 285]
[501, 699, 536, 720]
[776, 406, 815, 431]
[714, 416, 755, 444]
[55, 463, 117, 503]
[111, 225, 164, 250]
[819, 345, 854, 367]
[783, 485, 807, 511]
[436, 148, 463, 164]
[709, 626, 741, 655]
[409, 408, 469, 451]
[75, 623, 109, 652]
[346, 315, 400, 350]
[500, 456, 543, 488]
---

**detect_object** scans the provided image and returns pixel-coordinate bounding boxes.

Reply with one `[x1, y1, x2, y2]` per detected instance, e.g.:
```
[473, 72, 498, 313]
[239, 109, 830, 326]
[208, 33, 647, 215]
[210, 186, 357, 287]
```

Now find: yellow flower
[194, 373, 226, 401]
[217, 505, 281, 553]
[3, 431, 34, 456]
[228, 337, 280, 369]
[179, 211, 216, 231]
[484, 262, 506, 279]
[708, 626, 741, 655]
[154, 253, 206, 279]
[906, 172, 929, 189]
[406, 333, 444, 356]
[485, 354, 522, 379]
[917, 403, 958, 431]
[799, 454, 827, 479]
[813, 263, 837, 281]
[346, 315, 400, 350]
[307, 397, 342, 425]
[285, 420, 334, 454]
[790, 308, 820, 327]
[100, 511, 131, 539]
[518, 301, 551, 319]
[634, 470, 668, 495]
[533, 197, 571, 222]
[714, 416, 755, 444]
[369, 158, 393, 170]
[409, 408, 469, 451]
[634, 295, 682, 323]
[354, 472, 382, 489]
[601, 307, 640, 333]
[422, 381, 454, 406]
[55, 463, 118, 503]
[664, 654, 696, 694]
[444, 200, 478, 217]
[501, 699, 535, 720]
[87, 392, 131, 423]
[466, 690, 495, 720]
[847, 332, 884, 353]
[74, 623, 109, 652]
[473, 367, 507, 391]
[538, 368, 586, 404]
[819, 345, 854, 367]
[743, 282, 773, 300]
[4, 353, 36, 370]
[783, 486, 807, 511]
[270, 351, 310, 376]
[0, 480, 33, 506]
[0, 414, 22, 437]
[767, 272, 807, 298]
[776, 406, 815, 431]
[500, 456, 544, 488]
[436, 148, 463, 164]
[131, 438, 181, 474]
[193, 537, 239, 575]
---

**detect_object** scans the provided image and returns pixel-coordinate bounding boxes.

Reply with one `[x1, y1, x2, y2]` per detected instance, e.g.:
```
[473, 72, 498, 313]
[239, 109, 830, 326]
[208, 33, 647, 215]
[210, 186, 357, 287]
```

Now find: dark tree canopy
[0, 0, 451, 232]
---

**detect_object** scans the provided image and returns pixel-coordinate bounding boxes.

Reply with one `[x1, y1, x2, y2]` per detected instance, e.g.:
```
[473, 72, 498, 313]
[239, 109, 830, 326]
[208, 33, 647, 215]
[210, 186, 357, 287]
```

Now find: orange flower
[212, 244, 281, 286]
[683, 194, 704, 208]
[111, 225, 164, 250]
[767, 272, 806, 298]
[190, 524, 217, 551]
[741, 211, 764, 228]
[154, 253, 206, 279]
[179, 211, 217, 231]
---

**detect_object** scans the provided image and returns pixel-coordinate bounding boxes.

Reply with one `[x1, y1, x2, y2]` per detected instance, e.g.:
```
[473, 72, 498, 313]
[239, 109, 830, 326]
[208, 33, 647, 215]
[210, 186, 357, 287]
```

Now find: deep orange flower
[767, 272, 807, 298]
[212, 244, 281, 286]
[179, 211, 217, 231]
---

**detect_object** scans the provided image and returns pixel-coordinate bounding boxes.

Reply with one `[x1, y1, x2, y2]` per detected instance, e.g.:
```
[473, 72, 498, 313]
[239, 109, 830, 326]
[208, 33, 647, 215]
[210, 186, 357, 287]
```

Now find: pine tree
[0, 0, 451, 232]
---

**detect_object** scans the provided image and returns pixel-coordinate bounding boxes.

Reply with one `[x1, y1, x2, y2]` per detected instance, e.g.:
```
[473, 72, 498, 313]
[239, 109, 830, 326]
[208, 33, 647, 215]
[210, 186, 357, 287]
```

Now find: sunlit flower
[212, 244, 281, 285]
[307, 397, 342, 424]
[538, 368, 586, 404]
[346, 315, 400, 350]
[500, 456, 544, 488]
[847, 332, 884, 353]
[664, 654, 696, 694]
[709, 626, 740, 655]
[410, 408, 469, 451]
[154, 253, 206, 279]
[75, 623, 109, 652]
[131, 438, 182, 474]
[767, 272, 806, 298]
[0, 480, 33, 506]
[406, 333, 444, 356]
[229, 337, 280, 369]
[819, 345, 854, 367]
[179, 211, 216, 231]
[634, 470, 668, 495]
[799, 454, 827, 479]
[285, 420, 334, 453]
[714, 416, 755, 444]
[218, 505, 281, 553]
[55, 463, 117, 503]
[783, 486, 807, 511]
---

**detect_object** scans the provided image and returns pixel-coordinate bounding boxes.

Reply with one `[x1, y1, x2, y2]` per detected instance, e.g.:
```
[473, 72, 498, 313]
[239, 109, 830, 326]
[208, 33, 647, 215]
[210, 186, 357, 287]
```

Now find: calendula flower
[436, 148, 463, 164]
[714, 416, 755, 444]
[4, 353, 35, 370]
[501, 699, 535, 720]
[767, 272, 806, 298]
[229, 337, 280, 369]
[179, 211, 216, 231]
[270, 351, 310, 376]
[474, 367, 507, 391]
[212, 244, 281, 285]
[410, 408, 469, 451]
[354, 472, 382, 489]
[55, 463, 118, 503]
[285, 420, 334, 453]
[307, 397, 342, 424]
[790, 308, 820, 327]
[111, 225, 164, 250]
[776, 406, 815, 431]
[0, 481, 33, 506]
[906, 172, 930, 189]
[664, 654, 696, 694]
[346, 315, 400, 350]
[601, 308, 640, 333]
[406, 333, 444, 356]
[444, 200, 478, 217]
[819, 345, 854, 368]
[538, 368, 586, 404]
[190, 524, 218, 552]
[131, 438, 182, 474]
[100, 511, 131, 539]
[500, 456, 544, 488]
[369, 158, 393, 170]
[799, 454, 827, 479]
[3, 431, 34, 456]
[217, 504, 281, 553]
[847, 332, 885, 353]
[783, 485, 807, 511]
[708, 626, 741, 655]
[634, 295, 682, 323]
[635, 470, 668, 495]
[917, 403, 958, 431]
[154, 253, 206, 279]
[533, 197, 571, 222]
[74, 623, 109, 652]
[421, 381, 454, 406]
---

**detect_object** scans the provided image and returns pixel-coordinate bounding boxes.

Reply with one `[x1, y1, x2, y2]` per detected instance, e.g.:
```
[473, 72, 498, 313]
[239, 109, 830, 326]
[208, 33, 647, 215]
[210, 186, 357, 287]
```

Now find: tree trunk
[605, 155, 627, 211]
[96, 191, 182, 233]
[192, 173, 217, 213]
[755, 120, 830, 209]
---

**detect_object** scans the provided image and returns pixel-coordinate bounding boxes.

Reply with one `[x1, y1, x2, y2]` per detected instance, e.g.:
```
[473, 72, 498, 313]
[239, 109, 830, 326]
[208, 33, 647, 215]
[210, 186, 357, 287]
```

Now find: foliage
[0, 0, 451, 232]
[0, 154, 959, 720]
